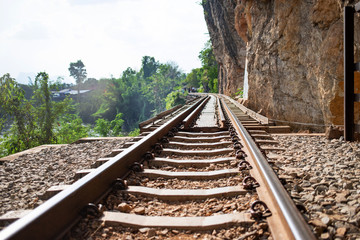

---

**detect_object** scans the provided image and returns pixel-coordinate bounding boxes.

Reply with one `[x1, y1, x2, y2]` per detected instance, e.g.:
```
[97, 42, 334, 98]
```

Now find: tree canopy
[69, 60, 87, 103]
[185, 39, 218, 93]
[0, 39, 218, 156]
[94, 57, 186, 131]
[68, 60, 87, 85]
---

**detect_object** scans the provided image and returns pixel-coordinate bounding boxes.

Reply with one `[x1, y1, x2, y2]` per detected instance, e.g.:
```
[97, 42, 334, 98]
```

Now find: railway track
[0, 94, 315, 239]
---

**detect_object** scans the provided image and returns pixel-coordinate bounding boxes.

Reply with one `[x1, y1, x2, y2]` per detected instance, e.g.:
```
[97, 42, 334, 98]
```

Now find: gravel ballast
[0, 140, 126, 216]
[272, 135, 360, 240]
[2, 134, 360, 239]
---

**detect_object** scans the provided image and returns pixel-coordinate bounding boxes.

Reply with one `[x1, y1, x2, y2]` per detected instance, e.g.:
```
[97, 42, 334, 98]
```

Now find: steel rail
[0, 97, 207, 240]
[221, 98, 315, 240]
[216, 96, 226, 128]
[139, 104, 183, 128]
[182, 96, 210, 129]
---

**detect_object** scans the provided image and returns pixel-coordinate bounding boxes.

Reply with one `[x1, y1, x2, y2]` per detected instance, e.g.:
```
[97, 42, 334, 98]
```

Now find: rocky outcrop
[202, 0, 246, 95]
[203, 0, 360, 130]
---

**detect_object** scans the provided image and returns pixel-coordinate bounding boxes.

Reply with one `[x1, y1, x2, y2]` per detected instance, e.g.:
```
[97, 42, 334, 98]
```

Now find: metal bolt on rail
[80, 203, 102, 218]
[160, 137, 169, 144]
[236, 150, 247, 160]
[250, 200, 272, 220]
[231, 135, 239, 142]
[143, 152, 155, 161]
[153, 143, 163, 155]
[243, 176, 260, 190]
[113, 178, 128, 190]
[233, 142, 243, 150]
[238, 160, 252, 171]
[131, 162, 144, 172]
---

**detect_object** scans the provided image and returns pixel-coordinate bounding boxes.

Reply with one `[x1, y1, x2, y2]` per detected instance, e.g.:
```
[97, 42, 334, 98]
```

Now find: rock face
[202, 0, 246, 95]
[203, 0, 360, 130]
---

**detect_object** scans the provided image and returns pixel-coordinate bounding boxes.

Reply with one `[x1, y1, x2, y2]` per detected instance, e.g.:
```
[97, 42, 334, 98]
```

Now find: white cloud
[13, 21, 50, 40]
[0, 0, 209, 84]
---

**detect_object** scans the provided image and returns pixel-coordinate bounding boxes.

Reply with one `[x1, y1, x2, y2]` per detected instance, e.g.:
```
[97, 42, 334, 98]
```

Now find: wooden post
[344, 6, 355, 141]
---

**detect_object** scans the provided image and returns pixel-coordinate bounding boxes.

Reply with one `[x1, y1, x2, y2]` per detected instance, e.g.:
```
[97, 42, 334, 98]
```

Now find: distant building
[51, 89, 91, 100]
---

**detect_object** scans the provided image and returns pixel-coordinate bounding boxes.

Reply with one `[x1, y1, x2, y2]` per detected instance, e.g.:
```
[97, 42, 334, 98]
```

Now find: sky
[0, 0, 209, 84]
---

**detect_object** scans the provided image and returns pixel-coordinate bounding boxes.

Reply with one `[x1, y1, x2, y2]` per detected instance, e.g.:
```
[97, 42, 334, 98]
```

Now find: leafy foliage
[33, 72, 54, 144]
[128, 128, 140, 137]
[77, 78, 108, 124]
[68, 60, 87, 85]
[69, 60, 87, 103]
[0, 74, 26, 133]
[231, 88, 243, 98]
[54, 114, 89, 143]
[0, 73, 84, 156]
[0, 42, 216, 156]
[165, 91, 187, 110]
[184, 39, 218, 93]
[94, 57, 186, 131]
[94, 113, 124, 137]
[141, 56, 159, 79]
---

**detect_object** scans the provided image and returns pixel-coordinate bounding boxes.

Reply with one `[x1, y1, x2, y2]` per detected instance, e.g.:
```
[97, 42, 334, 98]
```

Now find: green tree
[94, 118, 111, 137]
[76, 78, 108, 124]
[0, 73, 80, 156]
[55, 114, 89, 143]
[94, 68, 149, 131]
[184, 40, 218, 93]
[0, 74, 29, 143]
[68, 60, 87, 102]
[128, 128, 140, 137]
[165, 91, 186, 110]
[94, 113, 124, 137]
[141, 56, 159, 79]
[94, 57, 186, 132]
[185, 68, 201, 88]
[198, 40, 218, 93]
[33, 72, 53, 143]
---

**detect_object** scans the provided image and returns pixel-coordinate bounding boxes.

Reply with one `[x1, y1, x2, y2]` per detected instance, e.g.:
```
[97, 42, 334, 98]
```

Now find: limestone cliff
[203, 0, 360, 130]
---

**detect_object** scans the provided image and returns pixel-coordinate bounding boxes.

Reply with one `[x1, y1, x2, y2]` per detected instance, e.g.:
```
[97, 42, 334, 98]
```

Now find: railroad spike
[131, 162, 144, 172]
[113, 178, 128, 190]
[236, 150, 247, 160]
[233, 141, 243, 150]
[238, 160, 252, 171]
[167, 131, 175, 138]
[80, 203, 102, 218]
[231, 135, 239, 142]
[250, 200, 272, 220]
[153, 143, 163, 155]
[143, 152, 155, 161]
[242, 176, 260, 190]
